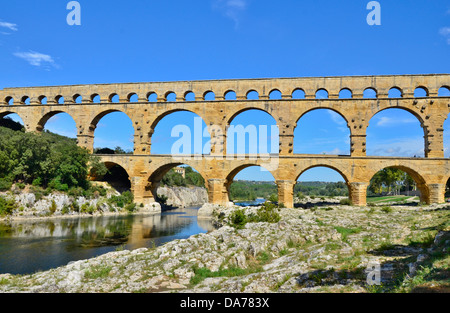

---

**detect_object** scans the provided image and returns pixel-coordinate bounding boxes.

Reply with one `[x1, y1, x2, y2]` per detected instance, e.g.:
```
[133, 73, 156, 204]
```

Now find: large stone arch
[36, 110, 77, 133]
[226, 107, 278, 126]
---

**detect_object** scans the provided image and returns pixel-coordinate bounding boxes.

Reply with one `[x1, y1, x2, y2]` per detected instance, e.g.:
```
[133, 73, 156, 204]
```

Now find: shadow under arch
[367, 165, 429, 204]
[0, 111, 26, 131]
[89, 161, 131, 193]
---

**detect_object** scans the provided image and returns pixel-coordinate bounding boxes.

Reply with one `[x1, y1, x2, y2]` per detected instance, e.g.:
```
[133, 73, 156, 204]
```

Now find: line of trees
[0, 118, 107, 192]
[368, 168, 416, 195]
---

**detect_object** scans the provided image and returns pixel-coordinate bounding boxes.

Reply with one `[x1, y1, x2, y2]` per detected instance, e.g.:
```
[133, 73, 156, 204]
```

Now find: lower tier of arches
[93, 155, 450, 209]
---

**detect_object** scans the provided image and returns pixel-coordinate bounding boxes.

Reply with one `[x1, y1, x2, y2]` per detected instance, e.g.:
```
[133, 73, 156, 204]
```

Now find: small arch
[315, 89, 329, 99]
[147, 92, 158, 102]
[438, 86, 450, 97]
[269, 89, 282, 100]
[224, 90, 237, 100]
[165, 92, 176, 102]
[339, 88, 353, 99]
[185, 91, 196, 102]
[109, 93, 120, 103]
[21, 96, 30, 105]
[292, 88, 305, 99]
[73, 94, 82, 104]
[128, 93, 138, 103]
[363, 88, 377, 99]
[55, 95, 64, 104]
[246, 90, 259, 100]
[388, 87, 403, 98]
[91, 94, 101, 103]
[5, 96, 14, 105]
[414, 86, 428, 98]
[38, 95, 47, 105]
[204, 91, 215, 101]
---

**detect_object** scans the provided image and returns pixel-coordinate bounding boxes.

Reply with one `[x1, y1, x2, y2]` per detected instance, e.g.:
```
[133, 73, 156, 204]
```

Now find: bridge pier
[276, 180, 295, 208]
[427, 183, 446, 204]
[349, 182, 369, 206]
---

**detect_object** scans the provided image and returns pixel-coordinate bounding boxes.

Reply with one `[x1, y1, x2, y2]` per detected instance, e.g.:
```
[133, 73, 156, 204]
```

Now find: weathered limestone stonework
[1, 74, 449, 207]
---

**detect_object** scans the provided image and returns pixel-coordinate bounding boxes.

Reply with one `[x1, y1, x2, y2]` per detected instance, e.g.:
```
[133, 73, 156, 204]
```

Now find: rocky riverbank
[157, 186, 208, 208]
[1, 201, 448, 293]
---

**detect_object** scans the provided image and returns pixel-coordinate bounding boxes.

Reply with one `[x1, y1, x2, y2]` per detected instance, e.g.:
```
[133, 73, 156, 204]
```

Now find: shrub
[0, 196, 16, 216]
[381, 206, 393, 213]
[339, 198, 353, 206]
[0, 179, 12, 191]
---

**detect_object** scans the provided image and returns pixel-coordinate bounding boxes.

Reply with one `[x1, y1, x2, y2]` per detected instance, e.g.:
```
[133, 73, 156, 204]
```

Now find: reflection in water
[0, 207, 214, 275]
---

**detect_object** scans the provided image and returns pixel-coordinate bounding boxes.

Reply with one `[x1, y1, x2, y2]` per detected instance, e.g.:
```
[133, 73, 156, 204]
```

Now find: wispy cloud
[212, 0, 248, 28]
[13, 51, 57, 68]
[439, 27, 450, 45]
[0, 20, 18, 32]
[327, 110, 347, 126]
[375, 116, 417, 127]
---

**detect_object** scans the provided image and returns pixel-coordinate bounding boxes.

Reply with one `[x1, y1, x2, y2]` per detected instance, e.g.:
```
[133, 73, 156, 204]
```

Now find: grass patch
[334, 226, 362, 242]
[84, 265, 112, 280]
[189, 265, 262, 286]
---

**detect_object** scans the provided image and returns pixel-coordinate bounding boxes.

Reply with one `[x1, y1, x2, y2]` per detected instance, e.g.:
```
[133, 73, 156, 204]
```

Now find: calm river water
[0, 207, 214, 275]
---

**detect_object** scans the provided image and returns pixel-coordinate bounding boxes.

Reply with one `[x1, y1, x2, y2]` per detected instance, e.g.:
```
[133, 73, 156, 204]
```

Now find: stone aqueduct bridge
[1, 74, 450, 209]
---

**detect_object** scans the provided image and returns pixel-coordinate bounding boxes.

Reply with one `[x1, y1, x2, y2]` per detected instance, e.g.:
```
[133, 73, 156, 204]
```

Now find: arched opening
[40, 112, 77, 139]
[339, 88, 352, 99]
[388, 87, 402, 98]
[166, 92, 176, 102]
[92, 111, 135, 154]
[414, 87, 428, 98]
[315, 89, 328, 99]
[294, 109, 350, 155]
[185, 91, 195, 102]
[147, 92, 158, 102]
[39, 96, 47, 105]
[73, 94, 82, 104]
[363, 88, 377, 99]
[445, 177, 450, 199]
[109, 93, 120, 103]
[269, 89, 282, 100]
[227, 109, 279, 155]
[128, 93, 138, 103]
[295, 166, 349, 207]
[147, 163, 207, 207]
[90, 162, 131, 193]
[226, 165, 276, 205]
[21, 96, 30, 105]
[56, 95, 64, 104]
[91, 94, 101, 103]
[366, 108, 424, 157]
[4, 96, 14, 105]
[0, 112, 25, 131]
[443, 113, 450, 157]
[367, 166, 426, 205]
[439, 86, 450, 97]
[246, 90, 259, 100]
[225, 90, 237, 100]
[204, 91, 215, 101]
[292, 88, 305, 99]
[151, 111, 211, 155]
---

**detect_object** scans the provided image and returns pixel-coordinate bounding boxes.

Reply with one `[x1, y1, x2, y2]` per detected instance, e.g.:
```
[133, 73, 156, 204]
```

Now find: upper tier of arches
[2, 75, 449, 105]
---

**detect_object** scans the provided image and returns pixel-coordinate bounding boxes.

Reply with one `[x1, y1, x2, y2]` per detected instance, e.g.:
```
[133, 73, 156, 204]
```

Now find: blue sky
[1, 0, 449, 182]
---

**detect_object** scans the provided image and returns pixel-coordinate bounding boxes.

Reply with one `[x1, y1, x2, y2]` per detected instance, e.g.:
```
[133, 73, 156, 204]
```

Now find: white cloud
[439, 27, 450, 44]
[327, 110, 347, 126]
[0, 20, 18, 31]
[213, 0, 248, 28]
[375, 116, 417, 127]
[13, 51, 56, 67]
[367, 137, 424, 157]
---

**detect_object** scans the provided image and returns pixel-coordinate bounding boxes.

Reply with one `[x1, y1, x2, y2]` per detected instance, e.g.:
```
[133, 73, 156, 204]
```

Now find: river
[0, 206, 214, 275]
